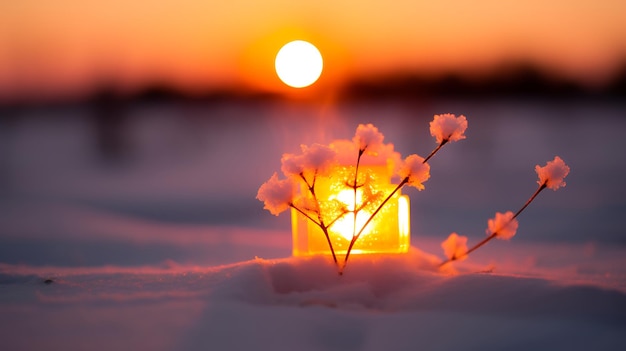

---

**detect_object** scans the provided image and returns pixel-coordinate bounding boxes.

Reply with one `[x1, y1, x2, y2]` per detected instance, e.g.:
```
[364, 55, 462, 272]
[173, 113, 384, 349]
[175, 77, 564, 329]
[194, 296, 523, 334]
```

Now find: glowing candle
[291, 164, 410, 256]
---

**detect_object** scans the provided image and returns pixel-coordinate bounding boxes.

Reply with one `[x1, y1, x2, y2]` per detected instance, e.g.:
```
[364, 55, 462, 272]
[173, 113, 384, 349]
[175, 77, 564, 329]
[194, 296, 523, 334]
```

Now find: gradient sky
[1, 0, 625, 100]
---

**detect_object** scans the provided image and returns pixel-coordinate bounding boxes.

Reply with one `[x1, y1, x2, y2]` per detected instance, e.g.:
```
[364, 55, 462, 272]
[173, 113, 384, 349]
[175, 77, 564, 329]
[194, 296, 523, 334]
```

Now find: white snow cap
[535, 156, 570, 190]
[256, 173, 296, 216]
[429, 113, 468, 144]
[281, 143, 337, 178]
[442, 232, 468, 260]
[399, 154, 431, 190]
[487, 211, 519, 240]
[353, 123, 385, 154]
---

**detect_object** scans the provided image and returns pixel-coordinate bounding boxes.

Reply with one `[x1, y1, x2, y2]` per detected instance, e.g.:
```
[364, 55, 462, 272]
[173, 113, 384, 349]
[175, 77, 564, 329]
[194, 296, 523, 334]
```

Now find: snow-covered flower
[441, 232, 468, 261]
[399, 154, 430, 190]
[353, 123, 384, 154]
[281, 153, 305, 177]
[429, 113, 468, 144]
[257, 173, 296, 216]
[487, 211, 518, 240]
[281, 144, 337, 178]
[535, 156, 570, 190]
[301, 143, 336, 172]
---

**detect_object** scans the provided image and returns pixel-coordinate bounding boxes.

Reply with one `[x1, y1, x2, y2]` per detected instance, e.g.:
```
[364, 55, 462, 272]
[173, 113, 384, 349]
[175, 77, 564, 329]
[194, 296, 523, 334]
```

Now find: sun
[275, 40, 323, 88]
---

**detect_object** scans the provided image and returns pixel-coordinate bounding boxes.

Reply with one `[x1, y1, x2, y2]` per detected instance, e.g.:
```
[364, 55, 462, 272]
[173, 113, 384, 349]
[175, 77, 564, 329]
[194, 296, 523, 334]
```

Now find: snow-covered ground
[1, 99, 625, 350]
[1, 245, 625, 350]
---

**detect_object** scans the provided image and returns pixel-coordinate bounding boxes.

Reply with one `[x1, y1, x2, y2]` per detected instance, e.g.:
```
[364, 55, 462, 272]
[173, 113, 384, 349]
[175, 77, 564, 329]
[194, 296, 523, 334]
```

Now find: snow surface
[2, 244, 625, 351]
[1, 100, 626, 350]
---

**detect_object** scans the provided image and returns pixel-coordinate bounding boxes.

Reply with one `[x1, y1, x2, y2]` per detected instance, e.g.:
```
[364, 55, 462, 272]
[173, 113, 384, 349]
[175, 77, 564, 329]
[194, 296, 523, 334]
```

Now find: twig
[352, 149, 365, 242]
[340, 140, 451, 274]
[424, 140, 448, 164]
[290, 204, 321, 227]
[439, 182, 548, 267]
[341, 177, 408, 273]
[297, 171, 340, 267]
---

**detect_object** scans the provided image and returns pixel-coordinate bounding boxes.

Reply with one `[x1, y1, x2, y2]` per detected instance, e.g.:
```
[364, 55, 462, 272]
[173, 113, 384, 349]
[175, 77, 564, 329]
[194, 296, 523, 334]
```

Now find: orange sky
[1, 1, 625, 100]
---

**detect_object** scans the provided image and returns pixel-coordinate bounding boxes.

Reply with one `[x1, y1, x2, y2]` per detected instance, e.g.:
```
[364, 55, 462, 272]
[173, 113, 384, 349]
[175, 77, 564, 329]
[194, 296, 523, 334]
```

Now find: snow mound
[1, 251, 625, 350]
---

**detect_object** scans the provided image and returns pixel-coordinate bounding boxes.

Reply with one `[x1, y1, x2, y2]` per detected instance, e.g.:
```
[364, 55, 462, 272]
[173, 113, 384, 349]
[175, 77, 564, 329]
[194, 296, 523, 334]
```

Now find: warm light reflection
[329, 189, 372, 241]
[1, 1, 625, 99]
[275, 40, 323, 88]
[292, 164, 410, 256]
[398, 195, 411, 242]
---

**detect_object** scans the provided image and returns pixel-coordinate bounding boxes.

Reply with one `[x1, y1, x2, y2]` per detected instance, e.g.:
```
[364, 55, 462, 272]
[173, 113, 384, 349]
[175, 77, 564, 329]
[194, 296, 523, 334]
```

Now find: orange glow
[1, 1, 625, 99]
[237, 26, 348, 98]
[291, 164, 410, 256]
[328, 189, 373, 241]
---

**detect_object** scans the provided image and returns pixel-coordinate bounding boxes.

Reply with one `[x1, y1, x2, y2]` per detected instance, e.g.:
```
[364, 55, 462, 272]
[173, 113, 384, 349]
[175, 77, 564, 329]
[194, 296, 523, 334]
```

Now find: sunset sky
[1, 0, 625, 100]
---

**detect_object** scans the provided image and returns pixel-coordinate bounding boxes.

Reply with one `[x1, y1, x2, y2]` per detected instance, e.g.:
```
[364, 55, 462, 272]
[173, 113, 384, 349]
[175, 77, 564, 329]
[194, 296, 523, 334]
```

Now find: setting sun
[275, 40, 323, 88]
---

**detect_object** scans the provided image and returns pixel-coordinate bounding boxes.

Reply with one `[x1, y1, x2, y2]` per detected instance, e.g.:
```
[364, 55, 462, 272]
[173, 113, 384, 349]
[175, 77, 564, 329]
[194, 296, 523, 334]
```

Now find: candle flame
[329, 189, 373, 241]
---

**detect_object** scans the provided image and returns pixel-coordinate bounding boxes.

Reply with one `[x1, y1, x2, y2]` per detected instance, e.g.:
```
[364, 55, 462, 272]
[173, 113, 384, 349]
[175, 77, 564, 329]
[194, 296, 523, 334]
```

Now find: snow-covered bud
[442, 232, 468, 261]
[257, 173, 296, 216]
[429, 113, 468, 144]
[399, 154, 431, 190]
[353, 123, 385, 154]
[535, 156, 570, 190]
[487, 211, 519, 240]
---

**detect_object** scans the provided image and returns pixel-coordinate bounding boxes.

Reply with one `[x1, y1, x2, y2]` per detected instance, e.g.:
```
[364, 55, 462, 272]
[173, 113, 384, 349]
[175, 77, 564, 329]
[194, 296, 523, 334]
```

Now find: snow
[1, 245, 625, 350]
[1, 100, 625, 350]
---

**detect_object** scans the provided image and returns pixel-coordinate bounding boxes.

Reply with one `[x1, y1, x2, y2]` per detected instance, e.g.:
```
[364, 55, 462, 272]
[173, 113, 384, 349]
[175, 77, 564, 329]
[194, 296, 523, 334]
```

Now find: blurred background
[1, 1, 625, 268]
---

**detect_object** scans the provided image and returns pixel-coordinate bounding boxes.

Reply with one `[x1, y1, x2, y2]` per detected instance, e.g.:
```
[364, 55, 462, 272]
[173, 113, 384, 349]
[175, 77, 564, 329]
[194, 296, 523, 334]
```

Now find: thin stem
[320, 226, 339, 267]
[341, 177, 409, 273]
[290, 204, 321, 227]
[513, 183, 546, 220]
[340, 139, 450, 274]
[292, 204, 339, 267]
[423, 139, 448, 164]
[300, 170, 325, 227]
[326, 210, 350, 229]
[356, 178, 408, 240]
[452, 233, 497, 263]
[439, 182, 548, 267]
[352, 149, 365, 240]
[299, 173, 312, 191]
[302, 170, 340, 268]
